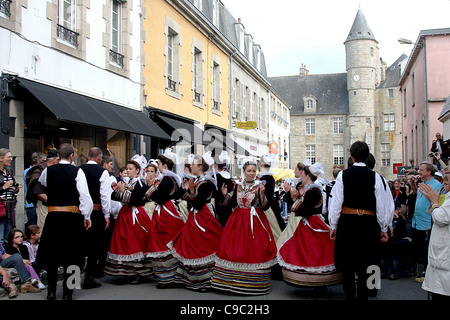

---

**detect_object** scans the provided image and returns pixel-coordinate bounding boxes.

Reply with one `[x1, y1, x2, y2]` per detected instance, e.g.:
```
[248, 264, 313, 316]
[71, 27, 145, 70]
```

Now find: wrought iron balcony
[0, 0, 11, 17]
[194, 91, 201, 102]
[168, 78, 176, 91]
[109, 49, 124, 68]
[57, 24, 79, 48]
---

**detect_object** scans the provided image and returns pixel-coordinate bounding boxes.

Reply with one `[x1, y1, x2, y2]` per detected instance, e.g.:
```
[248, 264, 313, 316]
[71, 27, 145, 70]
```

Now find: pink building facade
[400, 29, 450, 168]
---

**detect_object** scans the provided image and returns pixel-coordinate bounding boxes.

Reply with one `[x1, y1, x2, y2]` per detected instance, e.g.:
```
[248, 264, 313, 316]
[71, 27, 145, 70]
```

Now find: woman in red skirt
[144, 151, 185, 288]
[211, 158, 277, 295]
[105, 160, 153, 284]
[168, 153, 223, 291]
[277, 162, 342, 288]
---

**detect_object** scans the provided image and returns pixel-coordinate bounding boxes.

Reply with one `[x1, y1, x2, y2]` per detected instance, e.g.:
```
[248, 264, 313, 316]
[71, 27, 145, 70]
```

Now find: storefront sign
[269, 142, 278, 154]
[235, 121, 257, 130]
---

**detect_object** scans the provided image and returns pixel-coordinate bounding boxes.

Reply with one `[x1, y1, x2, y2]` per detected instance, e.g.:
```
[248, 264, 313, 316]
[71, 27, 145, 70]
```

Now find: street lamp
[398, 38, 414, 45]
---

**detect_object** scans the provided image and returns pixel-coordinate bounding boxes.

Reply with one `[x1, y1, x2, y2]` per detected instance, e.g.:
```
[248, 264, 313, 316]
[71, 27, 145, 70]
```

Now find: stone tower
[344, 9, 381, 153]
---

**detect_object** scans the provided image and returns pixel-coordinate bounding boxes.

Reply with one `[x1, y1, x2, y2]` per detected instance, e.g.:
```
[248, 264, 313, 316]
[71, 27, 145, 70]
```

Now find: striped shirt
[0, 169, 17, 202]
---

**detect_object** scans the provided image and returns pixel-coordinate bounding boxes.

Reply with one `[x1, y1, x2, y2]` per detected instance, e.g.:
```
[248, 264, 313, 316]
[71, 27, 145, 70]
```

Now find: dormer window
[303, 96, 317, 112]
[193, 0, 202, 11]
[212, 0, 220, 27]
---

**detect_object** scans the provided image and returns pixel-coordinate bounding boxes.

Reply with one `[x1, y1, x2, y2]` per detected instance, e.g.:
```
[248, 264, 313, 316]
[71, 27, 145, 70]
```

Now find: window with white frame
[165, 25, 181, 96]
[110, 0, 123, 67]
[384, 113, 395, 132]
[333, 144, 344, 166]
[305, 118, 315, 135]
[240, 83, 246, 121]
[232, 78, 237, 118]
[333, 117, 344, 134]
[249, 91, 255, 121]
[304, 96, 316, 112]
[212, 61, 220, 112]
[257, 96, 261, 128]
[167, 32, 174, 89]
[261, 98, 266, 130]
[193, 47, 203, 104]
[381, 143, 391, 166]
[57, 0, 78, 47]
[306, 145, 316, 165]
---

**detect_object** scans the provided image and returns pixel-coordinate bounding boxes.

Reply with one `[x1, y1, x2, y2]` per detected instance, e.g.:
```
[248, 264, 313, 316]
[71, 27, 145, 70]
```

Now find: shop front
[13, 77, 171, 175]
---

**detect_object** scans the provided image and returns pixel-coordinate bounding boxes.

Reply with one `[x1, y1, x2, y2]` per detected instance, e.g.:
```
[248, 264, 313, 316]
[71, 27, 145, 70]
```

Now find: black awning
[17, 78, 171, 140]
[151, 113, 206, 145]
[204, 124, 252, 156]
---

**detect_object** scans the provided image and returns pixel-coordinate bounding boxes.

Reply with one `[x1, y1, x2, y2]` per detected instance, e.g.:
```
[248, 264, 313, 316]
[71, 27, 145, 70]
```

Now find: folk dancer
[37, 143, 93, 300]
[211, 157, 277, 295]
[168, 152, 223, 291]
[105, 159, 152, 284]
[277, 162, 343, 288]
[144, 149, 185, 288]
[79, 147, 111, 289]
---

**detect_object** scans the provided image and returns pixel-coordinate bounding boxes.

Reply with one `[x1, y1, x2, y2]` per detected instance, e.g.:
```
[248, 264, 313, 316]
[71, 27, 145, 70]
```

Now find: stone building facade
[270, 9, 405, 180]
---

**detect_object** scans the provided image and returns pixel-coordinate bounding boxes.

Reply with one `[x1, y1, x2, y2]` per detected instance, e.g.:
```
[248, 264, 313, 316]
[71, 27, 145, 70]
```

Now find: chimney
[299, 63, 309, 76]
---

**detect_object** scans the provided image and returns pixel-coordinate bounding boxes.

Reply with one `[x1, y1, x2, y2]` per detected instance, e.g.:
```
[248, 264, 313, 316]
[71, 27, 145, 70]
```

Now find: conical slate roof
[345, 9, 377, 43]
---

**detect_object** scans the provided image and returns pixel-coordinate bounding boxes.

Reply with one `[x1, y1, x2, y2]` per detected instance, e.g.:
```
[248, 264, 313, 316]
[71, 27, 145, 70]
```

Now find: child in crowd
[23, 225, 43, 275]
[5, 229, 45, 289]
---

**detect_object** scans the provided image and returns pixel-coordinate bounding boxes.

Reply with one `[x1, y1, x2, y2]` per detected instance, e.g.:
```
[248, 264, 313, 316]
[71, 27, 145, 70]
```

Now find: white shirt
[38, 160, 93, 220]
[328, 163, 393, 232]
[86, 160, 111, 218]
[108, 175, 121, 219]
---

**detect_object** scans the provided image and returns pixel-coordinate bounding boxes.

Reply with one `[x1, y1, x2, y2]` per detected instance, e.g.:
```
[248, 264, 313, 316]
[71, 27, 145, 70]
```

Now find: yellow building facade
[143, 0, 230, 134]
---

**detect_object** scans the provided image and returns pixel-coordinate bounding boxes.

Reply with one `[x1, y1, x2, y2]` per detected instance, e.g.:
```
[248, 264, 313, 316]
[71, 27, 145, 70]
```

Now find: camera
[429, 152, 436, 157]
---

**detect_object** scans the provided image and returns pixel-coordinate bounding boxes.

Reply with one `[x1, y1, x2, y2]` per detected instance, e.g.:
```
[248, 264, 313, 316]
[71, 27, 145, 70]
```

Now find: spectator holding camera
[430, 133, 448, 170]
[412, 161, 445, 282]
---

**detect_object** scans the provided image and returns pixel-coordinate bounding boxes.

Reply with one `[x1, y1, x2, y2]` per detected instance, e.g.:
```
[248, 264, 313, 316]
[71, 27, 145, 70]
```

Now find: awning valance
[17, 78, 170, 140]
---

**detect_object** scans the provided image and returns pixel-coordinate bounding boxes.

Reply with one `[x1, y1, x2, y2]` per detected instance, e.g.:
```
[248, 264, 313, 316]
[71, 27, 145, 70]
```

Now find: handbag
[0, 200, 6, 218]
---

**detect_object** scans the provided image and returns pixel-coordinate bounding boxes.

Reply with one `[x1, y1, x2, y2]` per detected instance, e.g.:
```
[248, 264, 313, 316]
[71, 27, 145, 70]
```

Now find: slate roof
[186, 0, 268, 78]
[379, 54, 408, 88]
[345, 9, 377, 43]
[438, 95, 450, 120]
[268, 73, 349, 116]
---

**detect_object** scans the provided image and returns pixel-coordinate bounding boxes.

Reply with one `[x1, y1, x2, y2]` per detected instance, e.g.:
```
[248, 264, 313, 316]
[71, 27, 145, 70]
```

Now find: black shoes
[130, 275, 143, 285]
[83, 273, 102, 289]
[47, 292, 56, 300]
[62, 290, 73, 300]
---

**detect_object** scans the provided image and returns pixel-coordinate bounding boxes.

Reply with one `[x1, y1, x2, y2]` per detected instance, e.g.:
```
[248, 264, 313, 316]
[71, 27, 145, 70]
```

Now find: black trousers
[83, 210, 106, 276]
[412, 228, 429, 271]
[47, 264, 79, 294]
[335, 215, 381, 300]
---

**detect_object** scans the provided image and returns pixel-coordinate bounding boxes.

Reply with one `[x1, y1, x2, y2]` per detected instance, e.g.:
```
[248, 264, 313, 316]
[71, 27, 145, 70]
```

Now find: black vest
[342, 166, 376, 211]
[79, 163, 106, 205]
[46, 164, 80, 206]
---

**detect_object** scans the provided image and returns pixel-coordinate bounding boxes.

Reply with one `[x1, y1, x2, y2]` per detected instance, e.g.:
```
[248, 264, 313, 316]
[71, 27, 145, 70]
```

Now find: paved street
[3, 273, 428, 301]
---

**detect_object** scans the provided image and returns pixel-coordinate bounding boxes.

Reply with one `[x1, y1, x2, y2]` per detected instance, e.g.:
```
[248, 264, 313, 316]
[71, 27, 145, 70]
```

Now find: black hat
[47, 149, 58, 158]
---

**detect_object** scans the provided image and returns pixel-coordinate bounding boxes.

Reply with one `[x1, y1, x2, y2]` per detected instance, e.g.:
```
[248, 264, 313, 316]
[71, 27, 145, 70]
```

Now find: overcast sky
[221, 0, 450, 77]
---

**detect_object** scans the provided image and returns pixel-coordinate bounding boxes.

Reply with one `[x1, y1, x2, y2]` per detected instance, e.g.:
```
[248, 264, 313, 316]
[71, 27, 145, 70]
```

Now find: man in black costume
[328, 141, 392, 300]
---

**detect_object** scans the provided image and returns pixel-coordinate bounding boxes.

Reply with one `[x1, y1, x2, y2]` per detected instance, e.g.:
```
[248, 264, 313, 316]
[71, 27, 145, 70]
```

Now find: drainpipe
[423, 38, 429, 160]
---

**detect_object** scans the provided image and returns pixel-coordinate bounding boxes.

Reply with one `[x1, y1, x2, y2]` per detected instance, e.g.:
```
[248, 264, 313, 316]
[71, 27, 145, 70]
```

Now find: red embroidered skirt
[108, 205, 152, 260]
[169, 204, 223, 265]
[147, 200, 185, 257]
[277, 215, 342, 287]
[215, 207, 277, 267]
